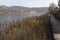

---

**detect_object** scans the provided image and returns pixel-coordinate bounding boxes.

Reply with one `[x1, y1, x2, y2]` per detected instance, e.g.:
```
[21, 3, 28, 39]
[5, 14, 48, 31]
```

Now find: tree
[48, 3, 60, 21]
[58, 0, 60, 10]
[49, 3, 56, 11]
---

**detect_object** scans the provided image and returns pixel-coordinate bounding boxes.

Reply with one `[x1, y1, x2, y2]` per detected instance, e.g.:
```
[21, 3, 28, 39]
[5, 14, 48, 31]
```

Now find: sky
[0, 0, 58, 7]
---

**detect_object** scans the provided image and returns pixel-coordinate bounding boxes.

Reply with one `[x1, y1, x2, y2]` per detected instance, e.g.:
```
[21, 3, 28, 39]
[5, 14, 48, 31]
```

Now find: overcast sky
[0, 0, 58, 7]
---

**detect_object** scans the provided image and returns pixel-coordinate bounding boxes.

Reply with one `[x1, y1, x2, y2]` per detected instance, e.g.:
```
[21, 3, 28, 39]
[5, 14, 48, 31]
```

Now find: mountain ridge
[0, 6, 48, 13]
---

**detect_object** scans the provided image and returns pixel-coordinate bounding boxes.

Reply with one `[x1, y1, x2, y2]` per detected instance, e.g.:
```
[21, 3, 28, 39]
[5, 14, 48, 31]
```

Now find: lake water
[0, 12, 46, 23]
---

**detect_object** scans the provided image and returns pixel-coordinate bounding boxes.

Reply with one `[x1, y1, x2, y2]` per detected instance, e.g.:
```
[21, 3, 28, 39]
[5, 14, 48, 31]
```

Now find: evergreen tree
[58, 0, 60, 11]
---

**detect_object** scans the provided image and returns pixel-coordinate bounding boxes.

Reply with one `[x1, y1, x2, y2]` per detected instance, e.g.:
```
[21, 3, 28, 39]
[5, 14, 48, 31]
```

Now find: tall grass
[0, 13, 55, 40]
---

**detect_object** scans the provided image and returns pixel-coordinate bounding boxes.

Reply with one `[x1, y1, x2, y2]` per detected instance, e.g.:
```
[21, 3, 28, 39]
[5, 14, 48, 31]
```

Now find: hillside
[0, 6, 48, 14]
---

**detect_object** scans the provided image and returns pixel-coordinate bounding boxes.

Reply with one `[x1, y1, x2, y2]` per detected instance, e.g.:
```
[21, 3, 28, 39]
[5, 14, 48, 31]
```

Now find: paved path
[51, 14, 60, 33]
[51, 14, 60, 40]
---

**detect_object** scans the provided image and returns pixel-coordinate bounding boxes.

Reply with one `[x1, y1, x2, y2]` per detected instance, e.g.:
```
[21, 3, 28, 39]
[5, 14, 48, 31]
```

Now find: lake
[0, 12, 46, 23]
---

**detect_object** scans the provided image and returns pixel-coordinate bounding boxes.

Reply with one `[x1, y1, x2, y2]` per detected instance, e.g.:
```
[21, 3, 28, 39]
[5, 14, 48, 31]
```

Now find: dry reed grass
[0, 13, 55, 40]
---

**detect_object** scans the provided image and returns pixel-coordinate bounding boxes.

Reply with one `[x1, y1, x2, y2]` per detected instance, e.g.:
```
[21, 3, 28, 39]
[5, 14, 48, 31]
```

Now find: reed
[0, 13, 55, 40]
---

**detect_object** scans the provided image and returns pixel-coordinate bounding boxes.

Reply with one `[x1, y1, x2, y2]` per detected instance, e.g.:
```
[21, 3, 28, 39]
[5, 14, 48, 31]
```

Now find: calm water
[0, 12, 45, 23]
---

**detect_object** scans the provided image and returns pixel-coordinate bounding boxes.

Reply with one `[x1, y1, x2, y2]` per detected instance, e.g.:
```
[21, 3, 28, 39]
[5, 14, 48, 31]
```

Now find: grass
[0, 13, 55, 40]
